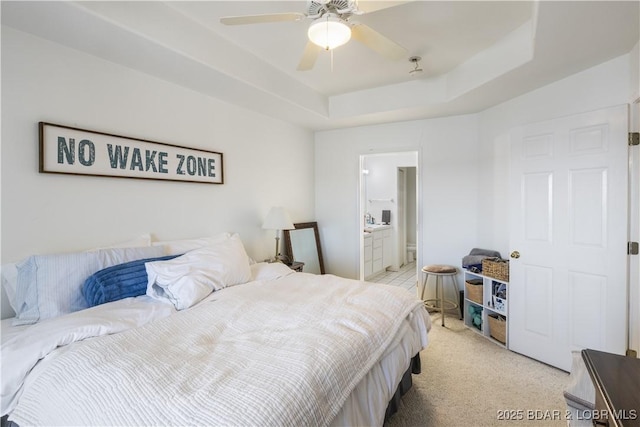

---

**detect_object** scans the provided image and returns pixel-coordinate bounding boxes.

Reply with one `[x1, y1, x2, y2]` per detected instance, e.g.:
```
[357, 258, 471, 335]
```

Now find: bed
[1, 232, 430, 426]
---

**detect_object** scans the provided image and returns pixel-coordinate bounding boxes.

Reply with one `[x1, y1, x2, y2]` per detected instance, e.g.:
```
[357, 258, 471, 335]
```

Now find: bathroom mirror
[284, 222, 325, 274]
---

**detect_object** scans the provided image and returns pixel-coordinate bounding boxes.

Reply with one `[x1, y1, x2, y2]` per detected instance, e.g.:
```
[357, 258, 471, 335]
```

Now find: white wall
[478, 52, 637, 355]
[477, 54, 632, 255]
[315, 115, 481, 280]
[315, 51, 637, 351]
[1, 28, 315, 309]
[363, 152, 416, 223]
[630, 41, 639, 103]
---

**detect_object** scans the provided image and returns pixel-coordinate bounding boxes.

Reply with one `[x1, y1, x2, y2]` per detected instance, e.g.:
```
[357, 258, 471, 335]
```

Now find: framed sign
[39, 122, 224, 184]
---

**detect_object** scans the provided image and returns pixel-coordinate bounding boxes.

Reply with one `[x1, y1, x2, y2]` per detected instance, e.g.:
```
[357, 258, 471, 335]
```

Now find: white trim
[629, 100, 640, 356]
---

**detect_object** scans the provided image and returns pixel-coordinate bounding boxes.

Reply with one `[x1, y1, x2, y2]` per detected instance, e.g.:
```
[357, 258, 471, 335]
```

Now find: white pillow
[13, 245, 164, 325]
[94, 246, 165, 270]
[250, 262, 296, 281]
[146, 234, 251, 310]
[151, 232, 231, 255]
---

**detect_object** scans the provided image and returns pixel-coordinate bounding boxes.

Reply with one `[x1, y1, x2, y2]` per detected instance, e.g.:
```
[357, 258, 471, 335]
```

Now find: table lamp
[262, 206, 294, 262]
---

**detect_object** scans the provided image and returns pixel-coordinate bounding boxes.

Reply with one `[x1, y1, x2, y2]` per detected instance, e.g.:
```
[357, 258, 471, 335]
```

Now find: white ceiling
[170, 1, 534, 95]
[2, 1, 638, 131]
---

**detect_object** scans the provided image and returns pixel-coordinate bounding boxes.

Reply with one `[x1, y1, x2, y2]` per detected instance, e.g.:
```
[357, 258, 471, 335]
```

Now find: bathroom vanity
[363, 224, 392, 279]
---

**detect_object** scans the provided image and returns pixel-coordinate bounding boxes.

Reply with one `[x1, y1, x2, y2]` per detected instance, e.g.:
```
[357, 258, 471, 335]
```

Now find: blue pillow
[83, 255, 179, 307]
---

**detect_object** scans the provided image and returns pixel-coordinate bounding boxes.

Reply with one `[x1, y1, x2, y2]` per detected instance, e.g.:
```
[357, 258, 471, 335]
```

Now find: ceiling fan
[220, 0, 409, 71]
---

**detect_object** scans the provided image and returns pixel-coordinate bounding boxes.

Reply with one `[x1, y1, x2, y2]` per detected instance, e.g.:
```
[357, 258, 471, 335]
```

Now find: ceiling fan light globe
[308, 16, 351, 50]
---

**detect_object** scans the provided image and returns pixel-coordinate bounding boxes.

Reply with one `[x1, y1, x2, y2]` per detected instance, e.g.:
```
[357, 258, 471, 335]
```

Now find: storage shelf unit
[463, 269, 509, 348]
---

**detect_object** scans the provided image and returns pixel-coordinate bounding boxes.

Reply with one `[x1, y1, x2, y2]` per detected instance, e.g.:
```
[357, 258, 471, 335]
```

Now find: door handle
[510, 251, 520, 259]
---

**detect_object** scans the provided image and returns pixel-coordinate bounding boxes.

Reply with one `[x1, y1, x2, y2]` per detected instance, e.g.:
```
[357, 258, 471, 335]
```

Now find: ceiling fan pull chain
[331, 49, 334, 72]
[325, 14, 330, 51]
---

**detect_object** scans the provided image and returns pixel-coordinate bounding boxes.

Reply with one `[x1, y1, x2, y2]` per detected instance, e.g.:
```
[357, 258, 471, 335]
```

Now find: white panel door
[509, 105, 628, 371]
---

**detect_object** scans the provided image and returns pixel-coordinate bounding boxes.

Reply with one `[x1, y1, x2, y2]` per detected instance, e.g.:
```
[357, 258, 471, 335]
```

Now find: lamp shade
[262, 206, 294, 230]
[308, 14, 351, 50]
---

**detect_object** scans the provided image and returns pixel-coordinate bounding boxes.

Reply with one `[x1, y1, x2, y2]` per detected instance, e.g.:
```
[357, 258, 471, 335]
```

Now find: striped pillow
[14, 246, 164, 325]
[15, 252, 99, 325]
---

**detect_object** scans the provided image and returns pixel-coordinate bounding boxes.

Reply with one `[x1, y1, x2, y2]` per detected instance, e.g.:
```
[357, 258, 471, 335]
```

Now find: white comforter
[3, 271, 429, 426]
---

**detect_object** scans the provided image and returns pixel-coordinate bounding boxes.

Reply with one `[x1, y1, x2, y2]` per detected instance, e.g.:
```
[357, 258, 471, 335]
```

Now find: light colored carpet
[385, 313, 569, 427]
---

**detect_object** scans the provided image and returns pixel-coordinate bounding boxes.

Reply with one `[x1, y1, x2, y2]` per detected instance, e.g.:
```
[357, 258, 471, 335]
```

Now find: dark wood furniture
[283, 222, 325, 274]
[581, 349, 640, 426]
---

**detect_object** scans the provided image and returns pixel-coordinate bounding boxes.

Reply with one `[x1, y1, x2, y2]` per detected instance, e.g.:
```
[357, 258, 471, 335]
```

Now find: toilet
[406, 243, 416, 263]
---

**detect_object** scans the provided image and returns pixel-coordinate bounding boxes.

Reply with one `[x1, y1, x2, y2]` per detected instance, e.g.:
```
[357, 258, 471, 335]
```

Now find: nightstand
[582, 349, 640, 426]
[286, 261, 304, 272]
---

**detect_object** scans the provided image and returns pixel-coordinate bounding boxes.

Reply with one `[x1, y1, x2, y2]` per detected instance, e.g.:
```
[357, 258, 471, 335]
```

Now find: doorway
[359, 151, 419, 287]
[509, 105, 628, 371]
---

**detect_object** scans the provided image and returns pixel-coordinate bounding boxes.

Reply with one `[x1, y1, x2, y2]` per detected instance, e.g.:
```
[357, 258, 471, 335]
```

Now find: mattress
[2, 265, 430, 426]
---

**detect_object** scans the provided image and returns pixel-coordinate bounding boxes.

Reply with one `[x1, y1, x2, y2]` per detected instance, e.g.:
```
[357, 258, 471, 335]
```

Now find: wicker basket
[488, 315, 507, 344]
[482, 258, 509, 282]
[465, 279, 483, 304]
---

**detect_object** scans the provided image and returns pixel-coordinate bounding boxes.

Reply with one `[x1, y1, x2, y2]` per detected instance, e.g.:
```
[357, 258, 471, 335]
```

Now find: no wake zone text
[57, 137, 217, 177]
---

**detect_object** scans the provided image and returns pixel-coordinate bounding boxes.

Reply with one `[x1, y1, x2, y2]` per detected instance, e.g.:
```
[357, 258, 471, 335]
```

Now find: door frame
[358, 150, 421, 282]
[629, 98, 640, 356]
[397, 167, 407, 268]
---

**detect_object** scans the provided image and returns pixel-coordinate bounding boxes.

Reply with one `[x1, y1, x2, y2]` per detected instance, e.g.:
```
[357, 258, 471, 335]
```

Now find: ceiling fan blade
[297, 41, 323, 71]
[351, 23, 407, 61]
[220, 13, 304, 26]
[355, 0, 412, 14]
